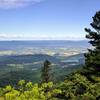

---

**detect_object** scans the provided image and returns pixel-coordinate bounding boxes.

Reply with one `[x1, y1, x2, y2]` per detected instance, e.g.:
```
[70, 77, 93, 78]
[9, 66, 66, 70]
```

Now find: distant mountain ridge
[0, 40, 89, 50]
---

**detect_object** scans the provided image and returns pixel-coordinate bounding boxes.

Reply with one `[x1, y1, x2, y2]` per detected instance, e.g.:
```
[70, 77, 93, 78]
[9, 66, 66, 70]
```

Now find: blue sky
[0, 0, 100, 40]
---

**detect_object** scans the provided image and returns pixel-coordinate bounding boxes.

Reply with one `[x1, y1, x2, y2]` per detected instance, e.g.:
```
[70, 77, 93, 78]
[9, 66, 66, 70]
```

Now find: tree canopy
[85, 11, 100, 71]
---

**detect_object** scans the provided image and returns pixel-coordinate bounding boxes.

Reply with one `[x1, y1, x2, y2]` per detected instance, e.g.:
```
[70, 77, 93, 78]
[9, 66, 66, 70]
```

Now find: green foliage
[0, 72, 100, 100]
[85, 11, 100, 71]
[0, 81, 62, 100]
[41, 60, 52, 83]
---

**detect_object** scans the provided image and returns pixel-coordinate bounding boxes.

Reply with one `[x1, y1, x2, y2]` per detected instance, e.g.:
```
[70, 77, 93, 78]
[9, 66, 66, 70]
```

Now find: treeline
[0, 11, 100, 100]
[0, 72, 99, 100]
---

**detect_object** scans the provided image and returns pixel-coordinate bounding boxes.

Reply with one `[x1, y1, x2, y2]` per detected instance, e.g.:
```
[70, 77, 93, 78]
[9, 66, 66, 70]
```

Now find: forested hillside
[0, 11, 100, 100]
[0, 53, 84, 87]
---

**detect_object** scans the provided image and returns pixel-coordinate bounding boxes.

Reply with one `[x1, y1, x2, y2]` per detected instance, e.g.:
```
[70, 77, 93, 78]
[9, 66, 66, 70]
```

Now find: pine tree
[41, 60, 52, 83]
[85, 11, 100, 71]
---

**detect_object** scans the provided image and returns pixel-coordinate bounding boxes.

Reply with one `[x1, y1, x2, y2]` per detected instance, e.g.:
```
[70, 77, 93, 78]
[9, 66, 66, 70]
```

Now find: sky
[0, 0, 100, 40]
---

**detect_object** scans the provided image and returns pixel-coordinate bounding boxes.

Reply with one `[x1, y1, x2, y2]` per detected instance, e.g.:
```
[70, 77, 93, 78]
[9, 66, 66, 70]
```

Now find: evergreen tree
[85, 11, 100, 71]
[41, 60, 52, 83]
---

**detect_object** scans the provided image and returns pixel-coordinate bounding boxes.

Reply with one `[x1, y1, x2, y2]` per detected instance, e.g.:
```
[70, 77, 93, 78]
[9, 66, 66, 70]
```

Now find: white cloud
[0, 34, 85, 40]
[0, 0, 43, 9]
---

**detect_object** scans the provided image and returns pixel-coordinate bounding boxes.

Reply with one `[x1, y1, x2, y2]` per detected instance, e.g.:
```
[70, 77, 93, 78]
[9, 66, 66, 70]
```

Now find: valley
[0, 40, 87, 87]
